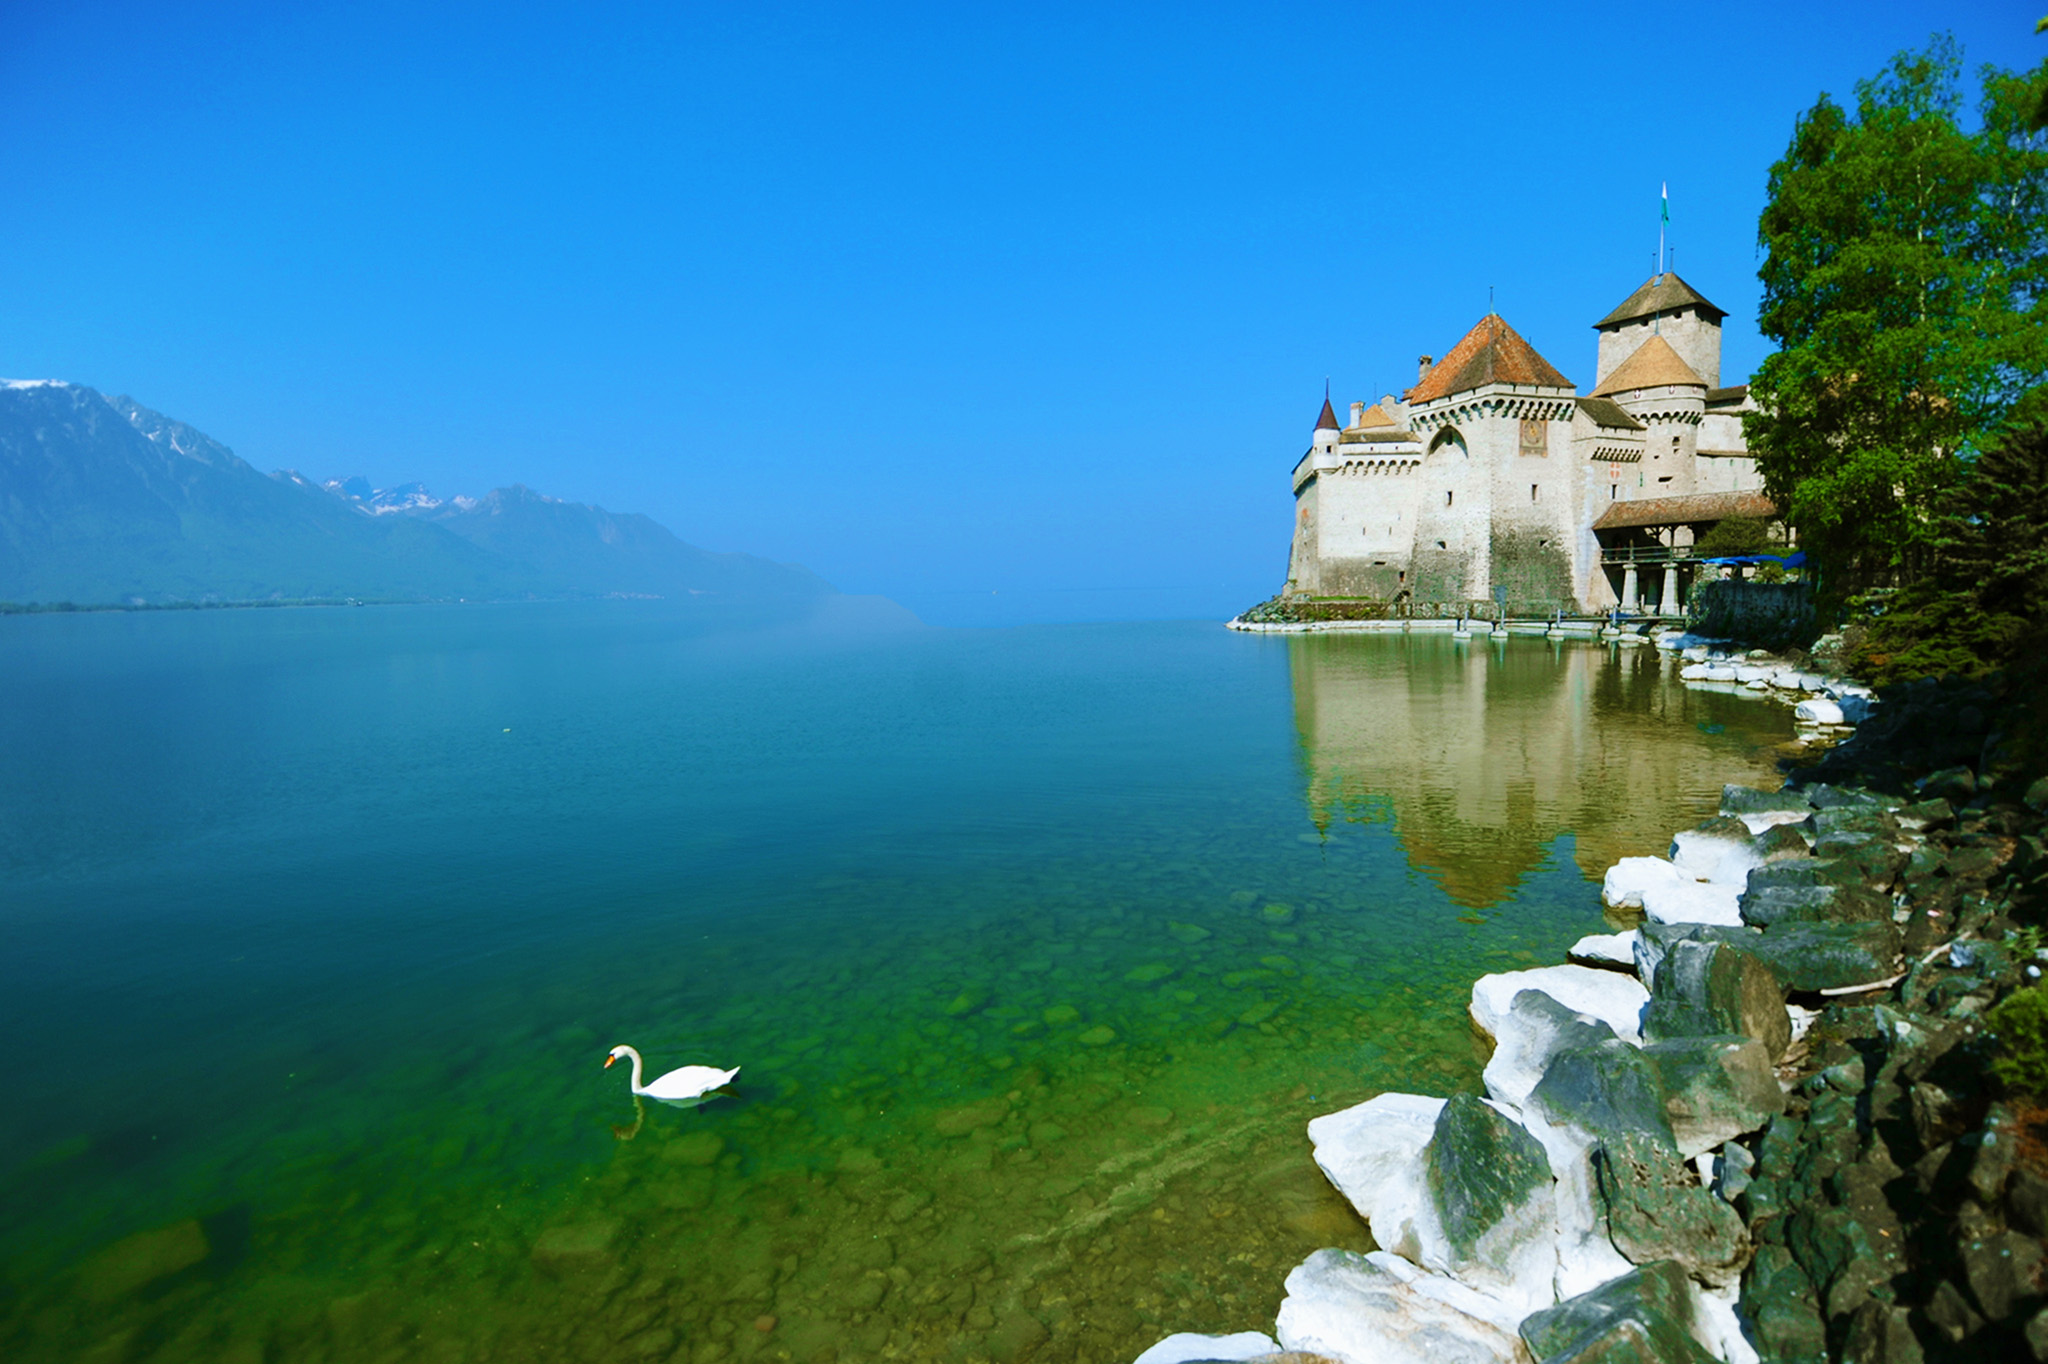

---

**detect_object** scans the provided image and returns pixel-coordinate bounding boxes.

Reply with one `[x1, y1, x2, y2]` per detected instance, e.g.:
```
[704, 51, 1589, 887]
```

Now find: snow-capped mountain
[0, 380, 833, 605]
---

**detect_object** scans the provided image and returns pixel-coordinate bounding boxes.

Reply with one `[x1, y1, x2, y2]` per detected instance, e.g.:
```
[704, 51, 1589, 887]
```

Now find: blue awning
[1701, 552, 1806, 568]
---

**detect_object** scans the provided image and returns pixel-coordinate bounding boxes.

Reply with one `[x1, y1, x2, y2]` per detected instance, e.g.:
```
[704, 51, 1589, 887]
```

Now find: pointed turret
[1314, 395, 1341, 432]
[1593, 272, 1725, 389]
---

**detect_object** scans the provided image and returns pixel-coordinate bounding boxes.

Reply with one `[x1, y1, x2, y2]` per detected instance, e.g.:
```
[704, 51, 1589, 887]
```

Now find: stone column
[1661, 564, 1682, 618]
[1621, 565, 1639, 611]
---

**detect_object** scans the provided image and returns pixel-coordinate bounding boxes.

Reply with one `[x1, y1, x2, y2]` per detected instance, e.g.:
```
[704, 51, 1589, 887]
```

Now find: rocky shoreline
[1127, 638, 2047, 1363]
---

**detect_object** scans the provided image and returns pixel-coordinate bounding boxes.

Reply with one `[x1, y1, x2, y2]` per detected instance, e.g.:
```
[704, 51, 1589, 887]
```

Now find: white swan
[605, 1045, 739, 1106]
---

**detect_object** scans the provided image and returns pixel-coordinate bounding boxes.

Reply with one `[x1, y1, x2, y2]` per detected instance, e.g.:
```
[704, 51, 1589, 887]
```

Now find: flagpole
[1658, 182, 1668, 281]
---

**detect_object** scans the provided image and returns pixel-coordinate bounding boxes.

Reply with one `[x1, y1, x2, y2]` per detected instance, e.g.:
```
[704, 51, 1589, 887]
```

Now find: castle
[1281, 273, 1772, 617]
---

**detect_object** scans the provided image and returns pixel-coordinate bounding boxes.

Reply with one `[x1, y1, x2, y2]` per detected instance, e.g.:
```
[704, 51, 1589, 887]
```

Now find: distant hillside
[0, 380, 832, 605]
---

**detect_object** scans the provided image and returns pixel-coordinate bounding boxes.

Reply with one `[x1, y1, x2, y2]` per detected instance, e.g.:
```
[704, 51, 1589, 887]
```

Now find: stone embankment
[1129, 652, 2047, 1364]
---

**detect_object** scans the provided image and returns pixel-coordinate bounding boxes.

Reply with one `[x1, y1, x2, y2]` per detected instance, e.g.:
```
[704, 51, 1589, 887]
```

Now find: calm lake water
[0, 601, 1797, 1364]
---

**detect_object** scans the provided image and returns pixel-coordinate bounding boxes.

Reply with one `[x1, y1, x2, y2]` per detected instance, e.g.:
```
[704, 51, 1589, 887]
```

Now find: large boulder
[1306, 1093, 1444, 1261]
[1670, 817, 1763, 887]
[1567, 932, 1640, 972]
[1640, 1036, 1785, 1158]
[1484, 990, 1621, 1112]
[1602, 857, 1685, 910]
[1635, 920, 1902, 994]
[1471, 967, 1648, 1046]
[1640, 880, 1744, 928]
[1641, 940, 1791, 1059]
[1593, 1131, 1749, 1289]
[1420, 1094, 1558, 1316]
[1517, 1261, 1718, 1364]
[1529, 1039, 1676, 1152]
[1273, 1249, 1530, 1364]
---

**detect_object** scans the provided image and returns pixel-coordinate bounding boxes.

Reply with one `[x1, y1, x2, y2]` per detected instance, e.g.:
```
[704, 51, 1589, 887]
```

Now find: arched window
[1427, 427, 1468, 459]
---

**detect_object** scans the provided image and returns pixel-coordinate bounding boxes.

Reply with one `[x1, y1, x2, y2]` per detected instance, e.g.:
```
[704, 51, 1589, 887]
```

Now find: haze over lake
[0, 602, 1795, 1363]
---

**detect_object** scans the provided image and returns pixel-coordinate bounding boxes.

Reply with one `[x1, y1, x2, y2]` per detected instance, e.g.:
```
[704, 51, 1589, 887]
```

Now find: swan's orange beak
[603, 1055, 616, 1068]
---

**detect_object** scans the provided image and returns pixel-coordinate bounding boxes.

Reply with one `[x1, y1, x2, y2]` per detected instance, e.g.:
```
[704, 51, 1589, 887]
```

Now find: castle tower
[1592, 273, 1726, 389]
[1592, 334, 1708, 497]
[1402, 314, 1579, 610]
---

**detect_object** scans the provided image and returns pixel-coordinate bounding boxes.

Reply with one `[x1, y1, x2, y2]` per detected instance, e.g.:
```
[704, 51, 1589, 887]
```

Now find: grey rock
[1962, 1227, 2045, 1321]
[1967, 1105, 2021, 1205]
[2008, 1168, 2048, 1237]
[2029, 1303, 2048, 1362]
[1919, 766, 1977, 803]
[1808, 784, 1893, 810]
[1593, 1130, 1748, 1288]
[1838, 1301, 1924, 1364]
[1483, 988, 1621, 1111]
[1518, 1261, 1716, 1364]
[1530, 1038, 1677, 1150]
[1711, 1141, 1754, 1204]
[1895, 797, 1955, 833]
[1923, 1277, 1987, 1343]
[1641, 1035, 1785, 1158]
[1753, 822, 1814, 863]
[1642, 940, 1791, 1059]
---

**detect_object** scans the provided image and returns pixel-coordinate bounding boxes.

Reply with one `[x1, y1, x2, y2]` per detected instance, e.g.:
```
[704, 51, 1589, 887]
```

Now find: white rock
[1567, 931, 1640, 971]
[1788, 1003, 1819, 1044]
[1470, 965, 1648, 1045]
[1131, 1330, 1281, 1364]
[1409, 1104, 1559, 1319]
[1681, 645, 1712, 662]
[1679, 663, 1714, 681]
[1274, 1249, 1529, 1364]
[1733, 664, 1773, 684]
[1603, 856, 1686, 909]
[1671, 827, 1763, 887]
[1537, 1124, 1638, 1301]
[1696, 1281, 1762, 1364]
[1483, 991, 1617, 1112]
[1794, 698, 1845, 725]
[1768, 669, 1805, 690]
[1641, 880, 1745, 927]
[1306, 1093, 1444, 1260]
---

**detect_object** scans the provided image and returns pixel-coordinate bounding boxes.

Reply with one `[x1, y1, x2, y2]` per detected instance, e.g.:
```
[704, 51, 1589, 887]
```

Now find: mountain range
[0, 380, 832, 606]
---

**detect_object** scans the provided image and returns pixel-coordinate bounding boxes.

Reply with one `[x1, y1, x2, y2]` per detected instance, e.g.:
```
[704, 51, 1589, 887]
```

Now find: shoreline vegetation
[1129, 626, 2048, 1364]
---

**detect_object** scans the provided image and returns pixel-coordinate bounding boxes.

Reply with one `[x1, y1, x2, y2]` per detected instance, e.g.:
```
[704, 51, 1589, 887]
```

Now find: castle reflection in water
[1286, 634, 1796, 908]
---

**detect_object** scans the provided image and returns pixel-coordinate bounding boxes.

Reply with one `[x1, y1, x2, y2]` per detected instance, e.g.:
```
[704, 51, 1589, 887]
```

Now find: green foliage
[1746, 38, 2048, 610]
[1692, 517, 1772, 558]
[1990, 982, 2048, 1100]
[1845, 414, 2048, 683]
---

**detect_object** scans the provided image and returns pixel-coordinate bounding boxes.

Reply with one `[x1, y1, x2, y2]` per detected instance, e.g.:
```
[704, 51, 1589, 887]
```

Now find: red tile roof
[1404, 315, 1573, 403]
[1591, 334, 1705, 395]
[1592, 490, 1778, 531]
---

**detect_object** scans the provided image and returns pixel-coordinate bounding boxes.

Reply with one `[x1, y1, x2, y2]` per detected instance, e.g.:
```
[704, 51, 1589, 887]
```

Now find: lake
[0, 600, 1797, 1364]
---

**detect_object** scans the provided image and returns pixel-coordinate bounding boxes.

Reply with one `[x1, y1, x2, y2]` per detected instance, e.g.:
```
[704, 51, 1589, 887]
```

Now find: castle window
[1531, 484, 1539, 502]
[1445, 491, 1454, 507]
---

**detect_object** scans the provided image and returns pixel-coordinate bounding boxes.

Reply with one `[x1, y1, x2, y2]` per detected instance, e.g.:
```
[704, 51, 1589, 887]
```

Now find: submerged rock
[76, 1219, 210, 1302]
[1274, 1248, 1528, 1363]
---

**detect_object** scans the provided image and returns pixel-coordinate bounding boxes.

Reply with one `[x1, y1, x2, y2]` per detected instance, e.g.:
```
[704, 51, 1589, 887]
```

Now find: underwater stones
[1470, 966, 1648, 1046]
[1275, 1248, 1527, 1363]
[1238, 1002, 1280, 1027]
[1166, 922, 1213, 944]
[1483, 989, 1620, 1113]
[1517, 1261, 1717, 1364]
[836, 1147, 883, 1175]
[1602, 857, 1684, 910]
[1642, 940, 1790, 1060]
[76, 1218, 209, 1302]
[1639, 1036, 1784, 1159]
[1306, 1093, 1445, 1259]
[1592, 1131, 1748, 1289]
[1126, 962, 1177, 984]
[1077, 1025, 1118, 1047]
[944, 986, 991, 1016]
[664, 1131, 727, 1166]
[1421, 1095, 1557, 1313]
[933, 1097, 1011, 1137]
[531, 1220, 621, 1278]
[1130, 1329, 1282, 1364]
[1262, 903, 1298, 925]
[1042, 1004, 1081, 1026]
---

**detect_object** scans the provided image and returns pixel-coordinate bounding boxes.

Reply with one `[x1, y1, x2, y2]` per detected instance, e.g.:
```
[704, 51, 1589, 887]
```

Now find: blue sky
[2, 2, 2040, 625]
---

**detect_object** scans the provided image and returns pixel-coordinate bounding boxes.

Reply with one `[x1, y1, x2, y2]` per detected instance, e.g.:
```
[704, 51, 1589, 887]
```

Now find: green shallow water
[0, 604, 1795, 1364]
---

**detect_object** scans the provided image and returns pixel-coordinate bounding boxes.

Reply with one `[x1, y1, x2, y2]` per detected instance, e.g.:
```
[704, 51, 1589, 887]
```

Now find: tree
[1746, 38, 2048, 609]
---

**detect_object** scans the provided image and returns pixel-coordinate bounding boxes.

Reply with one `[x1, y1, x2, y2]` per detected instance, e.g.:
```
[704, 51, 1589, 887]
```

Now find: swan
[605, 1045, 739, 1106]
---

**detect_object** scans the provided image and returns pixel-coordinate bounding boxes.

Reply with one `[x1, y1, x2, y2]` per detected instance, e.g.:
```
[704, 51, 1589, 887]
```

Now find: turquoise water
[0, 603, 1795, 1364]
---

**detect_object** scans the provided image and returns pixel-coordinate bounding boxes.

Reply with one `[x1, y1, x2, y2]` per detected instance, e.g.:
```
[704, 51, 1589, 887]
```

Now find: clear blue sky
[2, 2, 2039, 625]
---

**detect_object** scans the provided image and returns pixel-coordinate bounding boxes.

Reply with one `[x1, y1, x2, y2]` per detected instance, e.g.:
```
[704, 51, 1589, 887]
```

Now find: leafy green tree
[1746, 38, 2048, 609]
